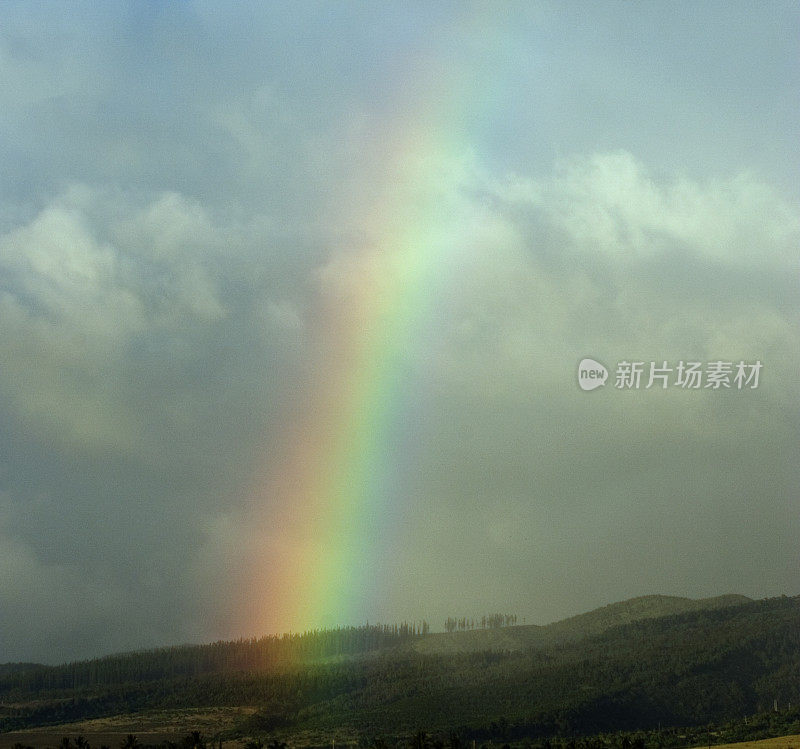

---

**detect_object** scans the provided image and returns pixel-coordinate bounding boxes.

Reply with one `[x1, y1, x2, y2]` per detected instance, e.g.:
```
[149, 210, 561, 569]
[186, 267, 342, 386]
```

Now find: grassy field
[1, 723, 799, 749]
[0, 708, 257, 749]
[709, 737, 800, 749]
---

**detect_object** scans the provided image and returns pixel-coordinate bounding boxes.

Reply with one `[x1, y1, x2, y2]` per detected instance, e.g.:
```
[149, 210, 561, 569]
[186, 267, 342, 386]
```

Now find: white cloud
[494, 151, 799, 266]
[0, 187, 231, 452]
[308, 151, 799, 417]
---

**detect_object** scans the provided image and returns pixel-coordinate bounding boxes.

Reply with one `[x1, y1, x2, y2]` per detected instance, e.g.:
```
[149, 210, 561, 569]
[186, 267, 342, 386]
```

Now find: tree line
[1, 596, 797, 739]
[444, 614, 518, 632]
[0, 622, 429, 693]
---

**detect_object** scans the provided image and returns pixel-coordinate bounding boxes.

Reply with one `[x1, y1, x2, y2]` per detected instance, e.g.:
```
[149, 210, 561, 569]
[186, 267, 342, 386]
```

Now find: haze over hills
[2, 0, 797, 690]
[411, 593, 753, 655]
[1, 592, 754, 669]
[2, 592, 797, 741]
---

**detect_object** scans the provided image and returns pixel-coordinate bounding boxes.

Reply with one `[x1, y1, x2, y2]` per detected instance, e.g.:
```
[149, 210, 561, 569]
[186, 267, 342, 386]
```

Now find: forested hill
[1, 593, 751, 688]
[2, 593, 797, 738]
[411, 593, 752, 655]
[542, 592, 753, 638]
[0, 622, 420, 693]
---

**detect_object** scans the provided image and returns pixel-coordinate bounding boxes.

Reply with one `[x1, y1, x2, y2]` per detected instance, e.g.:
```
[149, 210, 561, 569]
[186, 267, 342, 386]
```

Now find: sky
[0, 1, 798, 665]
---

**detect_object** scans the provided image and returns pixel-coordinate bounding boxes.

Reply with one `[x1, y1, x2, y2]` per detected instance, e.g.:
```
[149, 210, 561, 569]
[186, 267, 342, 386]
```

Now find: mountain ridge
[1, 594, 797, 739]
[409, 592, 753, 655]
[1, 592, 755, 669]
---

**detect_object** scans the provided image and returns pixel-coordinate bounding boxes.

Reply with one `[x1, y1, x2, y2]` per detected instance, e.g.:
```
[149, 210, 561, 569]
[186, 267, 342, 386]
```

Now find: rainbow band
[248, 10, 515, 634]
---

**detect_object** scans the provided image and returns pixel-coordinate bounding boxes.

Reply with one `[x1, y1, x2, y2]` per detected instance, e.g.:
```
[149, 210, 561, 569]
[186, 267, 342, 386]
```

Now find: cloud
[0, 179, 325, 660]
[440, 151, 799, 381]
[0, 1, 797, 667]
[0, 186, 239, 454]
[0, 142, 797, 661]
[310, 150, 800, 627]
[493, 150, 798, 264]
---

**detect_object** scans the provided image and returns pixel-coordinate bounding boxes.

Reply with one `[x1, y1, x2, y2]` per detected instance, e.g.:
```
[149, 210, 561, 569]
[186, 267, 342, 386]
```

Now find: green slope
[1, 594, 796, 739]
[410, 593, 753, 655]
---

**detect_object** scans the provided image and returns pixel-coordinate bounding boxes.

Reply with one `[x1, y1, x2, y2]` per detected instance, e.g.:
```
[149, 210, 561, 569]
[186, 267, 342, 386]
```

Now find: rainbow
[245, 11, 514, 636]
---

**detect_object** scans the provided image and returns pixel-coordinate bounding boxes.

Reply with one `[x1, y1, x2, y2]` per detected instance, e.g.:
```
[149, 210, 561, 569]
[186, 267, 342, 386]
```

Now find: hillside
[0, 594, 754, 684]
[1, 594, 797, 741]
[0, 665, 43, 677]
[410, 593, 753, 655]
[538, 593, 753, 643]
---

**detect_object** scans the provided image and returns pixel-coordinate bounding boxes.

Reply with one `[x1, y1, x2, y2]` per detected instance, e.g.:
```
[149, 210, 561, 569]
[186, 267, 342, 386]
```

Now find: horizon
[6, 589, 789, 668]
[1, 1, 798, 665]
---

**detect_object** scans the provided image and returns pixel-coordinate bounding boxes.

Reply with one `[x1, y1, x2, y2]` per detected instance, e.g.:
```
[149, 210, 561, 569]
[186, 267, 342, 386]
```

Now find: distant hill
[538, 592, 753, 642]
[1, 593, 796, 740]
[0, 663, 43, 677]
[411, 593, 753, 655]
[0, 594, 754, 675]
